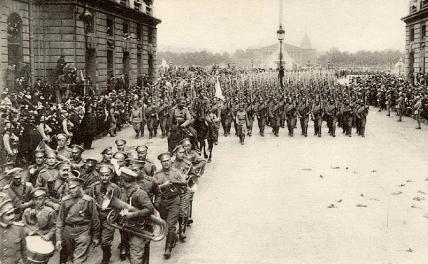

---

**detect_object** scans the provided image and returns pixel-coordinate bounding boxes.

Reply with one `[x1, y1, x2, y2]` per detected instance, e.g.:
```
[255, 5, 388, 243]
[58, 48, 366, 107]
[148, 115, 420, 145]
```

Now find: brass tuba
[187, 175, 199, 192]
[101, 190, 167, 242]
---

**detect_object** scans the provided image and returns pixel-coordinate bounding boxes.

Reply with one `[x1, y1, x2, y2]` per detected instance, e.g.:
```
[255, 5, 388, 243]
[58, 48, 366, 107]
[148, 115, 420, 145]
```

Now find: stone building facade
[402, 0, 428, 81]
[0, 0, 161, 93]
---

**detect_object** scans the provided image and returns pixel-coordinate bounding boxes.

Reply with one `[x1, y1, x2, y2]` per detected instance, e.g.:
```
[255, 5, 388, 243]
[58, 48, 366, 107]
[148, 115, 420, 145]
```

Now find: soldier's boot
[178, 217, 187, 241]
[60, 248, 68, 264]
[101, 246, 112, 264]
[163, 235, 172, 259]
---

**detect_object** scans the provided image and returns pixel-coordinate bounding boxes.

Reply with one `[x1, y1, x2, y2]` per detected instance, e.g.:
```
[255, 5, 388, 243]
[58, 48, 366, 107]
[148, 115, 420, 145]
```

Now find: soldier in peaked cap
[115, 139, 127, 152]
[27, 150, 47, 185]
[135, 145, 157, 177]
[21, 188, 57, 242]
[56, 176, 100, 264]
[3, 167, 34, 220]
[119, 167, 155, 264]
[153, 152, 185, 259]
[181, 138, 207, 173]
[96, 165, 121, 264]
[70, 144, 85, 170]
[0, 191, 27, 264]
[56, 133, 72, 161]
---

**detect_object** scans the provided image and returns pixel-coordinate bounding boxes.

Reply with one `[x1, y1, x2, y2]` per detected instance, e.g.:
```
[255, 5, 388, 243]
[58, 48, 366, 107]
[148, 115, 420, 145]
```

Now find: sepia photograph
[0, 0, 427, 263]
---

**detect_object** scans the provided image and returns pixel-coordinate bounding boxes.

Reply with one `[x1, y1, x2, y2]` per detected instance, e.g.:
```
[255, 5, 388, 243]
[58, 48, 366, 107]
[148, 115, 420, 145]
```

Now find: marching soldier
[36, 151, 59, 188]
[256, 98, 268, 137]
[269, 98, 281, 137]
[284, 98, 297, 137]
[27, 150, 47, 186]
[130, 100, 144, 138]
[56, 133, 72, 161]
[153, 152, 185, 259]
[22, 188, 57, 242]
[311, 98, 324, 137]
[3, 168, 34, 220]
[115, 139, 128, 154]
[297, 97, 310, 137]
[56, 177, 100, 264]
[245, 99, 255, 136]
[70, 144, 85, 170]
[0, 192, 27, 263]
[158, 98, 170, 138]
[172, 145, 194, 241]
[356, 99, 369, 137]
[221, 99, 233, 136]
[97, 165, 121, 264]
[236, 103, 249, 145]
[120, 167, 155, 264]
[181, 138, 207, 175]
[44, 162, 72, 207]
[146, 99, 158, 139]
[324, 98, 337, 137]
[136, 145, 157, 177]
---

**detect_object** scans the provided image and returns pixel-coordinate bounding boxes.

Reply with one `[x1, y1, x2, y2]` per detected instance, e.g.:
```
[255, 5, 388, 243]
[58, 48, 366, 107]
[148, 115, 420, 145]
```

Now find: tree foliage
[318, 48, 403, 66]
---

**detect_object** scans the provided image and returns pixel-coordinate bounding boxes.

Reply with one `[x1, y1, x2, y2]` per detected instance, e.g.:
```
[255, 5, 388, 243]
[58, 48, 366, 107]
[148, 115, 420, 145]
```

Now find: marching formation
[0, 63, 427, 264]
[0, 135, 207, 263]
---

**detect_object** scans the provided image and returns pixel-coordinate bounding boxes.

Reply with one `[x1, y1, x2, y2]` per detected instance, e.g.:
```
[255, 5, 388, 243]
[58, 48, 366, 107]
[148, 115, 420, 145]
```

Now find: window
[123, 20, 129, 36]
[422, 24, 426, 38]
[137, 24, 142, 41]
[410, 27, 415, 41]
[107, 17, 114, 36]
[123, 52, 130, 76]
[107, 49, 114, 78]
[148, 54, 153, 77]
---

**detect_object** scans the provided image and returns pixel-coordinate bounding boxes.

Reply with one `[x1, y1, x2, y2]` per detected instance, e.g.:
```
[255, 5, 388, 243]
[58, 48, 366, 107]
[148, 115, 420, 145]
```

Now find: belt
[65, 222, 89, 228]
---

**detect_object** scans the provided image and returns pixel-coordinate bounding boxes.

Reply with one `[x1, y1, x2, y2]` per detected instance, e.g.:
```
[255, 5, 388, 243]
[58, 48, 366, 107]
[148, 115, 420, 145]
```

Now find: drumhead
[26, 236, 54, 254]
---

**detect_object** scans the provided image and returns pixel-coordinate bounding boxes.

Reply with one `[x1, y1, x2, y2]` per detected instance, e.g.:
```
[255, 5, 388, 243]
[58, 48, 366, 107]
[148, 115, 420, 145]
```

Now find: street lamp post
[277, 25, 285, 88]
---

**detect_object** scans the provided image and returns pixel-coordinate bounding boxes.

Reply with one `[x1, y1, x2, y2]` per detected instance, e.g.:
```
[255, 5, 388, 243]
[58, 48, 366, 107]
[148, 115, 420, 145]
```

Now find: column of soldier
[0, 133, 207, 263]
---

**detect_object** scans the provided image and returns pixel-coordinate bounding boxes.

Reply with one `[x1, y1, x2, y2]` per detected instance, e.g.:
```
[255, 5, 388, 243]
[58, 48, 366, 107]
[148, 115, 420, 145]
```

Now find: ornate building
[0, 0, 161, 93]
[247, 33, 317, 69]
[402, 0, 428, 80]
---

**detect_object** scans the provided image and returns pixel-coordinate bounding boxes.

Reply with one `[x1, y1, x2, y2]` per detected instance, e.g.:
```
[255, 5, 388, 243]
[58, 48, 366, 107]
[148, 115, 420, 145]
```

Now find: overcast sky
[155, 0, 409, 53]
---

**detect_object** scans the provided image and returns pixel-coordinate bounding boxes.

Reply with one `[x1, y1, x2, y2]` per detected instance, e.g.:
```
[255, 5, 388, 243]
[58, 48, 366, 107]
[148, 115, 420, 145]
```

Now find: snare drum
[25, 236, 55, 264]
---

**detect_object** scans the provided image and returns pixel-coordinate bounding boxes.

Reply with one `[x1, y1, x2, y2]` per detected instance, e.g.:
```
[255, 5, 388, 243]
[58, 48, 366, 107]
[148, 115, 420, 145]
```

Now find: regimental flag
[214, 77, 225, 101]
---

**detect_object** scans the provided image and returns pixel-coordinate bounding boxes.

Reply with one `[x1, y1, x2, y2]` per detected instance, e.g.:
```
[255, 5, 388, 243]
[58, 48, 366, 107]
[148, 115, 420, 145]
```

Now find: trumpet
[101, 190, 167, 242]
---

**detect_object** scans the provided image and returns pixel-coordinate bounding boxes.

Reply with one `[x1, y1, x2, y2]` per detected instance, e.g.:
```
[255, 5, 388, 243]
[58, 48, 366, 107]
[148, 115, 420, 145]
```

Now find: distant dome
[300, 33, 312, 49]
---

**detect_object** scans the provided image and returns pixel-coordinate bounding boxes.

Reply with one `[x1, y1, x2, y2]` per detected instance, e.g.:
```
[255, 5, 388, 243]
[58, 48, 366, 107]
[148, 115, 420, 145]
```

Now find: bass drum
[26, 235, 55, 263]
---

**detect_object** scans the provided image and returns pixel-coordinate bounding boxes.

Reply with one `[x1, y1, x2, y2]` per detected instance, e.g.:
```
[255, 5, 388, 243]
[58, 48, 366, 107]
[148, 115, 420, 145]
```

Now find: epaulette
[146, 159, 154, 164]
[82, 194, 92, 201]
[39, 168, 48, 173]
[61, 194, 71, 201]
[25, 182, 33, 188]
[154, 170, 163, 176]
[2, 184, 10, 190]
[12, 222, 24, 227]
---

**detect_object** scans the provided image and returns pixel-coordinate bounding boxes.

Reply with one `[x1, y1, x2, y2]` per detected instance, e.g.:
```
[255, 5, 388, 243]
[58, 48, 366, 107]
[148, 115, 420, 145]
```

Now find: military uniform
[158, 102, 170, 137]
[56, 193, 100, 264]
[136, 158, 157, 177]
[22, 205, 57, 241]
[284, 101, 297, 137]
[146, 103, 158, 138]
[36, 167, 59, 188]
[312, 102, 324, 137]
[96, 181, 121, 264]
[121, 185, 154, 264]
[256, 100, 268, 136]
[3, 182, 34, 220]
[153, 168, 182, 257]
[27, 164, 46, 186]
[0, 222, 26, 264]
[324, 101, 337, 137]
[57, 146, 72, 161]
[221, 102, 233, 136]
[297, 100, 310, 137]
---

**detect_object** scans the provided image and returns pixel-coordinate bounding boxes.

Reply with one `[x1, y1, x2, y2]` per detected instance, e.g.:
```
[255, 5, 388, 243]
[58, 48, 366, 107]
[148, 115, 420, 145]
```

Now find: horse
[193, 118, 215, 163]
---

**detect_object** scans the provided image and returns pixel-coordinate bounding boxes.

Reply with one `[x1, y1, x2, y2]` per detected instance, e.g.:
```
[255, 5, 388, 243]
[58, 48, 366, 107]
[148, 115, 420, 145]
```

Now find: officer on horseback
[168, 97, 197, 152]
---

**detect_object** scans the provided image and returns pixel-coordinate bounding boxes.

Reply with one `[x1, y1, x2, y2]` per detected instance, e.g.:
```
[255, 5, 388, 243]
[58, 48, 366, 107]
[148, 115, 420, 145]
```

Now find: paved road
[51, 109, 428, 264]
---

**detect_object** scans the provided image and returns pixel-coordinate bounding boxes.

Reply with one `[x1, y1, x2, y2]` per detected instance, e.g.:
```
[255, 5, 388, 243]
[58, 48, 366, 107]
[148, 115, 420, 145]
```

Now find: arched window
[7, 13, 23, 68]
